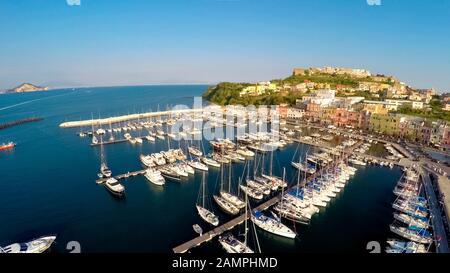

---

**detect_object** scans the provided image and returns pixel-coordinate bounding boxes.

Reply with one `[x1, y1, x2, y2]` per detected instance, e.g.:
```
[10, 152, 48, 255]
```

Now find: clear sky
[0, 0, 449, 92]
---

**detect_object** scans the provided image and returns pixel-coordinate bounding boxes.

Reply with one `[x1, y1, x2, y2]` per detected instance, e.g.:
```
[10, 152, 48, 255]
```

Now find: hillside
[202, 71, 394, 106]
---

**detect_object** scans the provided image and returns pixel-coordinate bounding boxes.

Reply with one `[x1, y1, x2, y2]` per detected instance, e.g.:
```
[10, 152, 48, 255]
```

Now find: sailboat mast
[270, 150, 273, 176]
[228, 162, 232, 193]
[202, 172, 206, 208]
[244, 190, 248, 246]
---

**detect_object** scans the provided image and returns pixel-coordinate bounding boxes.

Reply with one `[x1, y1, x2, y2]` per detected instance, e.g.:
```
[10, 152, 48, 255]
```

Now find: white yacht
[188, 146, 203, 157]
[236, 148, 255, 157]
[239, 185, 263, 200]
[251, 211, 296, 239]
[92, 135, 99, 145]
[213, 195, 240, 215]
[1, 235, 57, 253]
[170, 165, 189, 177]
[104, 177, 125, 197]
[196, 205, 219, 226]
[201, 157, 220, 168]
[140, 154, 156, 167]
[144, 168, 165, 186]
[188, 160, 209, 171]
[98, 162, 112, 178]
[220, 191, 246, 209]
[218, 233, 254, 254]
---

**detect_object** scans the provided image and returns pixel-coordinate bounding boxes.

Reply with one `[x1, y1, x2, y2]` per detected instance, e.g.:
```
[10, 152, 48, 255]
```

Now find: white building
[385, 99, 425, 110]
[286, 108, 304, 120]
[302, 89, 336, 107]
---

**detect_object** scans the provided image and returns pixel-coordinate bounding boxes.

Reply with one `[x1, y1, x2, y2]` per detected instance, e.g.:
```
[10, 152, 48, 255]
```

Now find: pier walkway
[420, 167, 450, 253]
[172, 196, 280, 253]
[59, 109, 203, 128]
[96, 169, 147, 184]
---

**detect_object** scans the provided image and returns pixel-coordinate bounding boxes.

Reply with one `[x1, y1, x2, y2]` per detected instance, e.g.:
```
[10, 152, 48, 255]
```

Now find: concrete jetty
[59, 109, 203, 128]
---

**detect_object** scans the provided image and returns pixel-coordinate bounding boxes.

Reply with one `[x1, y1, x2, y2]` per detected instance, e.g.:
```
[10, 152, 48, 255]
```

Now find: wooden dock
[172, 196, 281, 253]
[96, 169, 147, 184]
[91, 139, 129, 147]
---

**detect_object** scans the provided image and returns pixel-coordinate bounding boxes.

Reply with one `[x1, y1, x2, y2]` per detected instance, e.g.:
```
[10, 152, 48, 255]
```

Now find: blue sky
[0, 0, 449, 92]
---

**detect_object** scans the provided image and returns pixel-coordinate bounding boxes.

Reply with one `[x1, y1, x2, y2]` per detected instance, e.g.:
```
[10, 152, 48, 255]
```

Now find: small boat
[213, 154, 231, 164]
[389, 225, 432, 244]
[251, 211, 296, 239]
[246, 179, 270, 195]
[135, 137, 143, 144]
[213, 195, 240, 215]
[98, 163, 112, 178]
[124, 133, 132, 140]
[218, 233, 253, 254]
[104, 177, 125, 196]
[144, 168, 165, 186]
[220, 191, 246, 209]
[386, 239, 427, 253]
[188, 146, 203, 157]
[170, 165, 189, 177]
[145, 135, 156, 142]
[140, 154, 156, 167]
[92, 135, 99, 145]
[159, 166, 181, 181]
[0, 235, 57, 253]
[239, 185, 263, 200]
[201, 157, 221, 168]
[236, 148, 255, 157]
[179, 163, 195, 175]
[193, 224, 203, 236]
[0, 142, 16, 151]
[291, 162, 316, 174]
[188, 160, 209, 171]
[196, 172, 219, 226]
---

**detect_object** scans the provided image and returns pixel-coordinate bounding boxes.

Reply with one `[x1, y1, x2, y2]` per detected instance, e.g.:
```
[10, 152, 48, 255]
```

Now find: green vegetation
[394, 96, 450, 122]
[273, 73, 393, 88]
[203, 71, 396, 107]
[202, 82, 303, 106]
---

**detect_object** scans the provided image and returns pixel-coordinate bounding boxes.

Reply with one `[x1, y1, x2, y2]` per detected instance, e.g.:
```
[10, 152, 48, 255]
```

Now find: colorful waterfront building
[369, 113, 402, 136]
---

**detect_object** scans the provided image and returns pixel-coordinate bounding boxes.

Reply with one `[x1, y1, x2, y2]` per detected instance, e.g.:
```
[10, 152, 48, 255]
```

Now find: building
[385, 99, 425, 110]
[333, 96, 365, 108]
[363, 101, 392, 114]
[286, 107, 304, 120]
[277, 104, 289, 119]
[239, 81, 277, 97]
[369, 113, 402, 136]
[302, 89, 336, 107]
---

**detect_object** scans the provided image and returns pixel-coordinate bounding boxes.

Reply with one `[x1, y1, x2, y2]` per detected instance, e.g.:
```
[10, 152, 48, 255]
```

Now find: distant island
[2, 83, 49, 94]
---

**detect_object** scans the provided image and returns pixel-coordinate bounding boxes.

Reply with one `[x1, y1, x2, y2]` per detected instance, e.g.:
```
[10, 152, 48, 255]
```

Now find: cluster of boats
[236, 132, 293, 153]
[274, 163, 357, 224]
[387, 168, 432, 253]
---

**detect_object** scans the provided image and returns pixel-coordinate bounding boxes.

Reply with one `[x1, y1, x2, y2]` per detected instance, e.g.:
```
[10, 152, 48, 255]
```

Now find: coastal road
[420, 167, 450, 253]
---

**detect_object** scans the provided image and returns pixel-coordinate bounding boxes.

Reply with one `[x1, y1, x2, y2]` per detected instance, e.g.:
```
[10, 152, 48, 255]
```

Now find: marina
[0, 86, 445, 253]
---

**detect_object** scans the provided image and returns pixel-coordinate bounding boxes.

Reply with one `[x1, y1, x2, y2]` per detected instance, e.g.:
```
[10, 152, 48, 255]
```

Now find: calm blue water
[0, 86, 402, 253]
